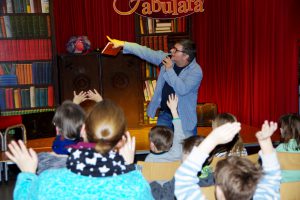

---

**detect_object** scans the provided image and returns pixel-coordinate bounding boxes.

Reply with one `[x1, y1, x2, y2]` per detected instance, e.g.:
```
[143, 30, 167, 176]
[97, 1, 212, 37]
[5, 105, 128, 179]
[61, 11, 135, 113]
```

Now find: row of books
[0, 15, 50, 38]
[143, 80, 157, 102]
[0, 85, 54, 110]
[0, 61, 52, 85]
[0, 74, 17, 85]
[142, 102, 157, 125]
[139, 16, 187, 35]
[140, 35, 168, 79]
[0, 0, 49, 14]
[0, 39, 52, 61]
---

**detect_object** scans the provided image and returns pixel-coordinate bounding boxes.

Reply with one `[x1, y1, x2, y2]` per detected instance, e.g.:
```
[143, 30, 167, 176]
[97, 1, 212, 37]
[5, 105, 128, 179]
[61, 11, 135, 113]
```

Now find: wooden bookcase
[134, 15, 191, 125]
[0, 0, 57, 138]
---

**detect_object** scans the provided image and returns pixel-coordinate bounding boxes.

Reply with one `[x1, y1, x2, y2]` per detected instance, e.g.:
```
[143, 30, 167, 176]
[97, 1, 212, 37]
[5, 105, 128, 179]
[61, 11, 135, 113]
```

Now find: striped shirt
[175, 147, 281, 200]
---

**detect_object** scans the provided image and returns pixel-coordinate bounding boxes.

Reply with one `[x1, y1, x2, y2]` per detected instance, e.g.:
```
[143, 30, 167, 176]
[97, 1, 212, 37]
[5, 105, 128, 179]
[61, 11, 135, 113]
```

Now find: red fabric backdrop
[53, 0, 300, 127]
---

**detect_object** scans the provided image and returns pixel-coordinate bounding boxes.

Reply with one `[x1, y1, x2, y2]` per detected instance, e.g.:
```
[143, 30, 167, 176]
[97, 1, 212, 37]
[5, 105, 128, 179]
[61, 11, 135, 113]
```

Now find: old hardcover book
[101, 42, 121, 56]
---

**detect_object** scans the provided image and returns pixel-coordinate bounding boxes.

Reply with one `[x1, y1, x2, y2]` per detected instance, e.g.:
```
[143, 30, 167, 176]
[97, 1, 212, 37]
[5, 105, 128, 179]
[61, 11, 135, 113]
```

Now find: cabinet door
[57, 53, 102, 103]
[101, 53, 143, 128]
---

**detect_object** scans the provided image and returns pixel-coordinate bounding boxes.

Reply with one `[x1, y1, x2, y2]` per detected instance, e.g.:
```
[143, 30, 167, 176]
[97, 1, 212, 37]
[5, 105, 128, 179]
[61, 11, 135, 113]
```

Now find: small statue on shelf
[66, 36, 91, 54]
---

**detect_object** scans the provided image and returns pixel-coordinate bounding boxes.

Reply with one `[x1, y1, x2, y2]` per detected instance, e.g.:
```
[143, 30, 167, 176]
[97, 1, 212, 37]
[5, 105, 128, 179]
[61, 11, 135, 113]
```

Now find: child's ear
[80, 124, 87, 142]
[212, 120, 217, 129]
[215, 185, 226, 200]
[150, 142, 157, 152]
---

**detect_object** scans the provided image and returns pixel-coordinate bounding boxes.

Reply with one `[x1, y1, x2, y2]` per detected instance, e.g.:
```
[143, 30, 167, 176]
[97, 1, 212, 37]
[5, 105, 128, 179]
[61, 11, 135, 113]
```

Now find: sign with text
[113, 0, 204, 19]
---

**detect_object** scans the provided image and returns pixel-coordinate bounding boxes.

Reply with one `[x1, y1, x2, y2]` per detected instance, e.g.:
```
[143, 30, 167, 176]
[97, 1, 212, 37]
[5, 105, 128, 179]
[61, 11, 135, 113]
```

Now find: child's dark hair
[182, 135, 205, 154]
[279, 113, 300, 151]
[85, 100, 126, 155]
[52, 100, 86, 140]
[149, 126, 174, 152]
[182, 135, 213, 165]
[215, 156, 263, 200]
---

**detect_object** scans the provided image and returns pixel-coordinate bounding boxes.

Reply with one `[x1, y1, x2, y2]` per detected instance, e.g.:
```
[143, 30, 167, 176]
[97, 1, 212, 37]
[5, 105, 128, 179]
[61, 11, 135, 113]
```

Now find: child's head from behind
[212, 113, 237, 129]
[212, 113, 244, 156]
[215, 156, 262, 200]
[182, 135, 205, 161]
[85, 100, 126, 155]
[149, 126, 173, 152]
[52, 100, 86, 140]
[279, 114, 300, 144]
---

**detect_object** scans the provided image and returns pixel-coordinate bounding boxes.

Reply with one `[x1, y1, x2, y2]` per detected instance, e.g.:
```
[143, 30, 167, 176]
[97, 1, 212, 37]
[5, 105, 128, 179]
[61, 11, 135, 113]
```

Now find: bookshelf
[134, 15, 191, 125]
[0, 0, 57, 117]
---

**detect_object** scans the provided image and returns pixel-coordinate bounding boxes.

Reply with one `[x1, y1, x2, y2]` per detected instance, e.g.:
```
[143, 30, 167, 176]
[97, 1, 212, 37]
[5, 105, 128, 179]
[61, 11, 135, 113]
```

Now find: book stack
[138, 16, 187, 35]
[155, 20, 172, 33]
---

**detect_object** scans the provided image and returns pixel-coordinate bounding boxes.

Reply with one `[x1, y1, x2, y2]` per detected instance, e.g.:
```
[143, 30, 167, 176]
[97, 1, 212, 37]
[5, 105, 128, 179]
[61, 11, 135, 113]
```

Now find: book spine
[47, 85, 53, 107]
[3, 15, 12, 37]
[29, 86, 35, 107]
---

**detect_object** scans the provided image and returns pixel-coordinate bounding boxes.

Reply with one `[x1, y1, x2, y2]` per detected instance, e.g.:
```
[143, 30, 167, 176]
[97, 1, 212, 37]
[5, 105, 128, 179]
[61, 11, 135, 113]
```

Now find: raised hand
[209, 122, 241, 145]
[167, 94, 179, 118]
[107, 36, 125, 48]
[119, 131, 136, 165]
[256, 120, 278, 141]
[87, 89, 103, 102]
[256, 120, 278, 155]
[73, 91, 88, 104]
[5, 140, 38, 173]
[197, 122, 241, 155]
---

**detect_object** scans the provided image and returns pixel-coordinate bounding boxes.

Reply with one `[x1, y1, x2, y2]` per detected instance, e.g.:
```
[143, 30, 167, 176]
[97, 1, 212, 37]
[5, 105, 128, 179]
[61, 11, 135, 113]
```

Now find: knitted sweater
[174, 147, 281, 200]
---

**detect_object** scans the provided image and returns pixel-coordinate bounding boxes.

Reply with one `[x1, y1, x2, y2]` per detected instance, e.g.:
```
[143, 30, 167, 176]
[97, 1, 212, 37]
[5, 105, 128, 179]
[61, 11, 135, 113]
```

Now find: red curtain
[53, 0, 300, 127]
[192, 0, 299, 127]
[53, 0, 135, 53]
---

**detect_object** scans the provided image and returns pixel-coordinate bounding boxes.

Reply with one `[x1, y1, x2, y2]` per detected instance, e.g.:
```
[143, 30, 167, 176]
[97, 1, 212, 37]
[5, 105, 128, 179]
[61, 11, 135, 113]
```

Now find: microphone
[158, 54, 172, 68]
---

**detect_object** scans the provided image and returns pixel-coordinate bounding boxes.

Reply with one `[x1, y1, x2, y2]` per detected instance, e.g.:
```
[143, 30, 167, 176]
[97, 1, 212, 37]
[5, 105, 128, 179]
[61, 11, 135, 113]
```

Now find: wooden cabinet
[57, 52, 142, 128]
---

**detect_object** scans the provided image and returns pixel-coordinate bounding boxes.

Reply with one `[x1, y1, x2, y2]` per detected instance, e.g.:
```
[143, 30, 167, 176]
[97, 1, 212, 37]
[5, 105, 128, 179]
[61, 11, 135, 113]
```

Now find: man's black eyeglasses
[171, 47, 185, 53]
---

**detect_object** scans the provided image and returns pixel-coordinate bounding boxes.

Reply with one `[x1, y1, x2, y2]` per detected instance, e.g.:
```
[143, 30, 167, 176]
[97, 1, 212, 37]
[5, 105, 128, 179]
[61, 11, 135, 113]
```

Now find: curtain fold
[192, 0, 299, 127]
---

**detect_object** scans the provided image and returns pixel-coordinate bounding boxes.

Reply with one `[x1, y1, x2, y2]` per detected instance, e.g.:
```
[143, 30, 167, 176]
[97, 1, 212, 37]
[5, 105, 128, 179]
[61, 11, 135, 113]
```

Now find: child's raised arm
[175, 122, 241, 200]
[256, 120, 277, 155]
[167, 94, 179, 119]
[253, 120, 281, 199]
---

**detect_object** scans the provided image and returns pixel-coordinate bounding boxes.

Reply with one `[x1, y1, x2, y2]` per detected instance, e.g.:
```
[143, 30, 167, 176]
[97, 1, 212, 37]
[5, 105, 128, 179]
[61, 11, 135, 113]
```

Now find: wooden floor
[25, 123, 280, 153]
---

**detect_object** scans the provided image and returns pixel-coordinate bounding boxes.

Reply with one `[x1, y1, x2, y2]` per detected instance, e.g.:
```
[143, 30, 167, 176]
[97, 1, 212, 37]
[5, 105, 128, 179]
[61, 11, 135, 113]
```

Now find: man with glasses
[108, 36, 202, 137]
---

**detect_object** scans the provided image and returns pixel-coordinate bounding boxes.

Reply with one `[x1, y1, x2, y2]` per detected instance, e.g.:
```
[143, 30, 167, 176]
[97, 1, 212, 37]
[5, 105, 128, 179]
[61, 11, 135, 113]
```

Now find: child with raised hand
[145, 93, 186, 162]
[212, 113, 247, 157]
[276, 113, 300, 152]
[37, 90, 103, 174]
[276, 113, 300, 183]
[37, 100, 86, 174]
[175, 121, 281, 200]
[6, 100, 153, 200]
